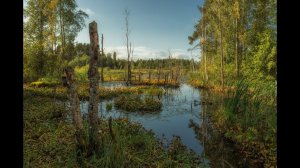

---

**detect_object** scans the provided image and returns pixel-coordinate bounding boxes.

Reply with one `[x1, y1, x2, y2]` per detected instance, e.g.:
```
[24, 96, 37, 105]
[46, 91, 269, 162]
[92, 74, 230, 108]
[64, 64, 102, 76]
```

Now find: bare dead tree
[129, 42, 134, 83]
[190, 50, 195, 72]
[138, 63, 141, 82]
[100, 34, 104, 82]
[158, 62, 162, 83]
[124, 8, 134, 85]
[168, 49, 173, 82]
[148, 68, 151, 81]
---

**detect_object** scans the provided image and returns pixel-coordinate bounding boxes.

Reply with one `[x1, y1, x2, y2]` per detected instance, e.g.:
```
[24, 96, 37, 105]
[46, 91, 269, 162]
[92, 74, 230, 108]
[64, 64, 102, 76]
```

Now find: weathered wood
[138, 67, 141, 82]
[158, 64, 162, 82]
[64, 67, 83, 130]
[100, 34, 104, 82]
[88, 21, 101, 155]
[63, 67, 85, 161]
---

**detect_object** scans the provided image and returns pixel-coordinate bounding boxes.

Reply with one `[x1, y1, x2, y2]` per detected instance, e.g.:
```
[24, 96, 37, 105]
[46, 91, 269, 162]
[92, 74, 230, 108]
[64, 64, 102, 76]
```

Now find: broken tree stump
[88, 21, 101, 155]
[63, 67, 86, 162]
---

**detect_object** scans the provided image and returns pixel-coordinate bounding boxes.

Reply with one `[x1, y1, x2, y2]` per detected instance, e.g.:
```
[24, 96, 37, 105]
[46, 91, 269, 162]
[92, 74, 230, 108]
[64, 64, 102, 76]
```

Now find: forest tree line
[69, 43, 197, 70]
[188, 0, 276, 88]
[23, 0, 196, 82]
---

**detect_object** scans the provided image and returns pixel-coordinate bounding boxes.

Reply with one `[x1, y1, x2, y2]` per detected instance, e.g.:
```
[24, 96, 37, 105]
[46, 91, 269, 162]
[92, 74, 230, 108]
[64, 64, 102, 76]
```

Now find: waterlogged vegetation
[24, 0, 276, 167]
[221, 82, 276, 166]
[24, 79, 276, 167]
[24, 93, 201, 167]
[115, 95, 162, 112]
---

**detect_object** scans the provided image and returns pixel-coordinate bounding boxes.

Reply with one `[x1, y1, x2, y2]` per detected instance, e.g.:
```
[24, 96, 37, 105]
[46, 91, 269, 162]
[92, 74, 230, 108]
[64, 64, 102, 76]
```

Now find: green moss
[30, 77, 61, 87]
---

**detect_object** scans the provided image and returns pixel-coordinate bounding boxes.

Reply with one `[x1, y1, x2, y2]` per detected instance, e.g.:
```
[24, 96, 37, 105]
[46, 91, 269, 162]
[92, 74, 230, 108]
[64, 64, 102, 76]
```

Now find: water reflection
[189, 90, 251, 168]
[79, 83, 250, 168]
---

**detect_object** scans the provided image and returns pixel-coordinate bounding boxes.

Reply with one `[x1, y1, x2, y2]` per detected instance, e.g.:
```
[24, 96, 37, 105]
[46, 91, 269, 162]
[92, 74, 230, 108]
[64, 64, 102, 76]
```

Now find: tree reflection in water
[188, 90, 250, 168]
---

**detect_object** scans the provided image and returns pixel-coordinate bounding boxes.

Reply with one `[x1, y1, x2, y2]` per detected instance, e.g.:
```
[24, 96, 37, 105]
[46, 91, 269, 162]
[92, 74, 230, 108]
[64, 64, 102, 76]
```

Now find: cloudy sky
[24, 0, 204, 60]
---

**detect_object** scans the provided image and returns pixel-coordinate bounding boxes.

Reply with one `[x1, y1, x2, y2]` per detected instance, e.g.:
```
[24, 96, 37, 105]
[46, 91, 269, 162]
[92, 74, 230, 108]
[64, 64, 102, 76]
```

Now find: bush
[74, 65, 89, 82]
[68, 54, 89, 68]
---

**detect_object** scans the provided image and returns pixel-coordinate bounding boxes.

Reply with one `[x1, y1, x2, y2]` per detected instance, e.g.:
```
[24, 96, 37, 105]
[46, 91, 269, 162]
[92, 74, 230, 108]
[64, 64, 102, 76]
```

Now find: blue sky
[24, 0, 204, 60]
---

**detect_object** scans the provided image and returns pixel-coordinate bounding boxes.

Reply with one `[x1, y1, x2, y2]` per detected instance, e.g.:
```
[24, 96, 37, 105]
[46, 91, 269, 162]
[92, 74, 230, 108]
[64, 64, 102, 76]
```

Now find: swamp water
[77, 82, 249, 167]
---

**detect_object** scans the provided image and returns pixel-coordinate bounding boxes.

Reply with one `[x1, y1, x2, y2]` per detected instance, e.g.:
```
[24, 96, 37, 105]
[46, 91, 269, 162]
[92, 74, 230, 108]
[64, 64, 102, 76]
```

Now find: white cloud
[80, 8, 95, 16]
[104, 46, 194, 60]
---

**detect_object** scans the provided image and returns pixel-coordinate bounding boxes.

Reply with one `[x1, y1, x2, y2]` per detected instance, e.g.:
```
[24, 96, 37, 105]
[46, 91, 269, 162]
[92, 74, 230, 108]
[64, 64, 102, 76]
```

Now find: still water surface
[79, 82, 248, 167]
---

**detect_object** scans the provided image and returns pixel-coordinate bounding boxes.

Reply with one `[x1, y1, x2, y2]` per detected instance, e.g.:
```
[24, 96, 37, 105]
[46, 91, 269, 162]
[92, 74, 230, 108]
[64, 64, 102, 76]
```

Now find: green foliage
[30, 77, 60, 88]
[249, 30, 276, 79]
[188, 0, 276, 88]
[145, 86, 164, 97]
[106, 53, 114, 69]
[210, 78, 276, 167]
[74, 64, 89, 82]
[23, 43, 46, 81]
[68, 54, 89, 68]
[24, 0, 88, 81]
[106, 103, 113, 111]
[74, 43, 90, 56]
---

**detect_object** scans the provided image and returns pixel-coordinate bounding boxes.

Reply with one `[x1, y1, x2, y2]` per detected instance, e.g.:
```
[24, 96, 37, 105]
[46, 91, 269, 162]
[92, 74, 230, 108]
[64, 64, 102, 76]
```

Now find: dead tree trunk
[158, 63, 162, 83]
[175, 65, 179, 83]
[164, 72, 168, 84]
[108, 117, 115, 142]
[100, 34, 104, 82]
[138, 67, 141, 82]
[148, 69, 151, 81]
[88, 21, 101, 155]
[218, 0, 225, 90]
[124, 69, 126, 81]
[63, 67, 85, 162]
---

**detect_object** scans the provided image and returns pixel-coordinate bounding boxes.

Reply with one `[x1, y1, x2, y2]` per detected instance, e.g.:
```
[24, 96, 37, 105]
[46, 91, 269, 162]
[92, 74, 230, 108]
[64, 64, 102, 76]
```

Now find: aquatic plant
[106, 103, 113, 111]
[209, 79, 276, 167]
[114, 95, 162, 112]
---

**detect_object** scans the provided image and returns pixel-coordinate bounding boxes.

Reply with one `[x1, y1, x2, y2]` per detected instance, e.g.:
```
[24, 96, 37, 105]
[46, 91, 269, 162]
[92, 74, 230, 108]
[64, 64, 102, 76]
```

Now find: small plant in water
[106, 103, 113, 111]
[114, 95, 162, 112]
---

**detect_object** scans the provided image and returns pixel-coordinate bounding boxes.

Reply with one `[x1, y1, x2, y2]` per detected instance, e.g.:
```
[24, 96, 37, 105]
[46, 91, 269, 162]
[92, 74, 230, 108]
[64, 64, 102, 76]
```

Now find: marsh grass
[24, 89, 201, 167]
[209, 79, 276, 167]
[131, 79, 180, 88]
[114, 95, 162, 112]
[24, 84, 153, 101]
